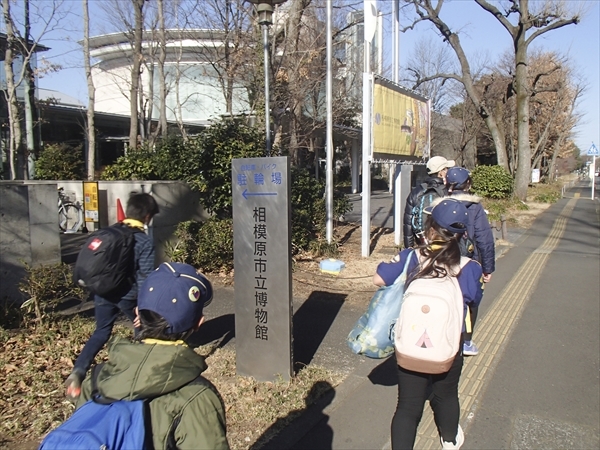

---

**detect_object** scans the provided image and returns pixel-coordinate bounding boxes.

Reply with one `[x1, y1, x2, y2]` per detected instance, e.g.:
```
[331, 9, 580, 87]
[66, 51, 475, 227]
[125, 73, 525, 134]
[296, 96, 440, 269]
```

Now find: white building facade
[88, 29, 250, 127]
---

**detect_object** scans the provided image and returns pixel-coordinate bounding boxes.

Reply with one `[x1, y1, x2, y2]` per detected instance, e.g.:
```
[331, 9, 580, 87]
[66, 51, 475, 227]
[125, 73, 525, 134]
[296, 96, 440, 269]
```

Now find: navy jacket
[402, 176, 447, 248]
[447, 191, 495, 275]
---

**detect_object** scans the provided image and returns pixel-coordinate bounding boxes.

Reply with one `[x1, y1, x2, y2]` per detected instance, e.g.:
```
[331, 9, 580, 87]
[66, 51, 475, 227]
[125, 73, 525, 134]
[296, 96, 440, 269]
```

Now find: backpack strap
[90, 363, 120, 405]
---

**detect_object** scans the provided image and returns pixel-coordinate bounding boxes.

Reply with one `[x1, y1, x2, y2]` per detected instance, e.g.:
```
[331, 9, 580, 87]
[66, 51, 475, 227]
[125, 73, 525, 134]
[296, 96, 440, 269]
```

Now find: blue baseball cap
[424, 199, 468, 234]
[138, 262, 213, 334]
[446, 167, 470, 185]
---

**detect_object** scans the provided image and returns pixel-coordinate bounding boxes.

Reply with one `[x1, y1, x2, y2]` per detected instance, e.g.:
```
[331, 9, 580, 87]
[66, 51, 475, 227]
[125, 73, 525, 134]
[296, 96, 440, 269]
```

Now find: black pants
[391, 353, 464, 449]
[463, 304, 479, 342]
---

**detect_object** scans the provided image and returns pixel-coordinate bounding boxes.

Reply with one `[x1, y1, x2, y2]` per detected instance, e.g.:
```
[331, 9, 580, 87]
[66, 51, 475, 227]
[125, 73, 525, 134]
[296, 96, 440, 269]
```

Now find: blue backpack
[39, 365, 147, 450]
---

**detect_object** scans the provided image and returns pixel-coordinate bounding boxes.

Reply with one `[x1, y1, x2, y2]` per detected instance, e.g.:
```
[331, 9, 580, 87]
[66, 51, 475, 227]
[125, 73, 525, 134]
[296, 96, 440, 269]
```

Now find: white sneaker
[441, 424, 464, 449]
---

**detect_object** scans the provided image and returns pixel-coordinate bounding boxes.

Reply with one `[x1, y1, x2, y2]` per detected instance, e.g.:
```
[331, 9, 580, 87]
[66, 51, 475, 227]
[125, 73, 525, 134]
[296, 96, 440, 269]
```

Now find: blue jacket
[446, 192, 495, 275]
[121, 219, 155, 301]
[376, 248, 484, 309]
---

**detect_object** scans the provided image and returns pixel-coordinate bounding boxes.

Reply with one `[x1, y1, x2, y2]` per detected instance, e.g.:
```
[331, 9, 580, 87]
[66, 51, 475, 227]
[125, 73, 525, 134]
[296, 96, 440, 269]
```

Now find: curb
[259, 357, 380, 450]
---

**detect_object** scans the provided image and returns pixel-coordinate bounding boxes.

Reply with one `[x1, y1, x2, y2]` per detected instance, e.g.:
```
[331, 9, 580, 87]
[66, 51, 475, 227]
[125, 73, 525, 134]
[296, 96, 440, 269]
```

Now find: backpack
[459, 232, 475, 259]
[39, 365, 148, 450]
[394, 257, 469, 374]
[411, 183, 445, 240]
[73, 223, 141, 299]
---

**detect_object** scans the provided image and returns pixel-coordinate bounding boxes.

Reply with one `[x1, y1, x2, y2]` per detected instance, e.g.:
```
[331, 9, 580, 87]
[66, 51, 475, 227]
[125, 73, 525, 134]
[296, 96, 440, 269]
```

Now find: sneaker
[65, 372, 82, 403]
[463, 341, 479, 356]
[441, 424, 464, 449]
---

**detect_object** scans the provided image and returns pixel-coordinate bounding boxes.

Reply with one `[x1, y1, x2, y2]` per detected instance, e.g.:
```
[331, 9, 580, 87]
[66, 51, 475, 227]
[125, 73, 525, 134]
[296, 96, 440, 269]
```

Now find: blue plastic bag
[347, 250, 414, 358]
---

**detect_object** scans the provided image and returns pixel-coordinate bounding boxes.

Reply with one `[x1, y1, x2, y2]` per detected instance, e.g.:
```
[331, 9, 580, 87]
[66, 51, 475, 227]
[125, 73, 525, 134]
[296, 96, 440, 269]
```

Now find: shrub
[165, 169, 354, 271]
[471, 165, 514, 199]
[190, 118, 265, 218]
[101, 146, 161, 181]
[529, 182, 562, 203]
[18, 262, 85, 325]
[165, 218, 234, 273]
[34, 143, 84, 180]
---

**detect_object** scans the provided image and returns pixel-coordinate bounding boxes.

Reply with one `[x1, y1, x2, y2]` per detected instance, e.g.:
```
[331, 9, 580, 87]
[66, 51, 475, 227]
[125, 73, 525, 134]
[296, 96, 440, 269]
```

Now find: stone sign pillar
[231, 157, 293, 381]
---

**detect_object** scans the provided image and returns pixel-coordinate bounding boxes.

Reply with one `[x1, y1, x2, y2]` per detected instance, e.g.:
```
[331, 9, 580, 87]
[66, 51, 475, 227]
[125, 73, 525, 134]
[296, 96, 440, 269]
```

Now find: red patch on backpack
[88, 238, 103, 251]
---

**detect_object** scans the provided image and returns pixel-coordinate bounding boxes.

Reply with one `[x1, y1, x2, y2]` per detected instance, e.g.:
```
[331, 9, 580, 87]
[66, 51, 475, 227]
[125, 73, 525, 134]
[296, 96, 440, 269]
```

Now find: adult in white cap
[74, 262, 229, 450]
[403, 156, 456, 249]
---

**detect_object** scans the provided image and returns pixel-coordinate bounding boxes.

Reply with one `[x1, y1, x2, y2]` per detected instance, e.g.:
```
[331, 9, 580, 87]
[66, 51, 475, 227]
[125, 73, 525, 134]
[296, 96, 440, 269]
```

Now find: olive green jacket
[77, 336, 229, 450]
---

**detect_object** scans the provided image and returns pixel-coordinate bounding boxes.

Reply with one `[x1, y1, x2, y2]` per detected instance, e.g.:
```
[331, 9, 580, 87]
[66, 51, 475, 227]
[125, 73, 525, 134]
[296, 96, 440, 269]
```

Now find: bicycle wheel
[60, 203, 83, 233]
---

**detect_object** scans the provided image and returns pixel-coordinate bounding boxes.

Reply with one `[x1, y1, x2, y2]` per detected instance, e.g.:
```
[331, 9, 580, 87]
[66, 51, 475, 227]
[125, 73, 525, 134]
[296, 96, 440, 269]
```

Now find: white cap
[427, 156, 455, 174]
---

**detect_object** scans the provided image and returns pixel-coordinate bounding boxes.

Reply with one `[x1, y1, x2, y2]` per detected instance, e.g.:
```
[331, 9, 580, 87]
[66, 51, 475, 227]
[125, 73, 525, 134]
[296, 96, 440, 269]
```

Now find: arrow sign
[242, 189, 277, 199]
[587, 143, 599, 156]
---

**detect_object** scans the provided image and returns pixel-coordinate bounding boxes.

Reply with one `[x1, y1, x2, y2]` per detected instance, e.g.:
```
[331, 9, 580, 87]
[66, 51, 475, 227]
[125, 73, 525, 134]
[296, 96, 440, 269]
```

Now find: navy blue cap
[446, 167, 470, 185]
[424, 199, 468, 234]
[138, 262, 213, 334]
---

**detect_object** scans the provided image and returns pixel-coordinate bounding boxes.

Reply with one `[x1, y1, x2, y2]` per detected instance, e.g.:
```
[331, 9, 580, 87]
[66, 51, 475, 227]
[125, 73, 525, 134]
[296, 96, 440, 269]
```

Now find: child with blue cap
[74, 262, 229, 450]
[374, 199, 483, 449]
[445, 167, 495, 357]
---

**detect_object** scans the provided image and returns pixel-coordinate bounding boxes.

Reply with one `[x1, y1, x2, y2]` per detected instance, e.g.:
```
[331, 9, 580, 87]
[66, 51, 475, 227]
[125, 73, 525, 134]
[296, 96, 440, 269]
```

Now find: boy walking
[65, 192, 159, 401]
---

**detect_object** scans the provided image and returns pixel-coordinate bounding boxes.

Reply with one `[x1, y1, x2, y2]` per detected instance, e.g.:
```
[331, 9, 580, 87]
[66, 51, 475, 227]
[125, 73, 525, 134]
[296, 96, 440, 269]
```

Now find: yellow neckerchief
[122, 218, 145, 231]
[427, 244, 444, 251]
[142, 338, 188, 347]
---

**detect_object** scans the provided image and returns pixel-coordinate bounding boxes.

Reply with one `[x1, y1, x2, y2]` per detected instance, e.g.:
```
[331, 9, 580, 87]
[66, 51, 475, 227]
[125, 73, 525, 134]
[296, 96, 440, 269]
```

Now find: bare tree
[2, 0, 68, 179]
[401, 0, 580, 200]
[128, 0, 145, 149]
[82, 0, 96, 179]
[2, 0, 23, 180]
[156, 0, 167, 138]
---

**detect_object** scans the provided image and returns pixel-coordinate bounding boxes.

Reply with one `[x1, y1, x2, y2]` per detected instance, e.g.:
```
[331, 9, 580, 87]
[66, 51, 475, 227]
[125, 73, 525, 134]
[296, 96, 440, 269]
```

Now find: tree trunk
[83, 0, 96, 180]
[283, 0, 311, 166]
[23, 0, 34, 180]
[513, 21, 531, 200]
[157, 0, 168, 137]
[2, 0, 22, 180]
[129, 0, 144, 149]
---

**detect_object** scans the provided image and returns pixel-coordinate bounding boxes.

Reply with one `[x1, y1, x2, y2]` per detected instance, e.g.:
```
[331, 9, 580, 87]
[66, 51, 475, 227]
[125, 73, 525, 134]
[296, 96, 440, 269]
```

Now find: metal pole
[393, 0, 399, 83]
[326, 0, 333, 243]
[263, 24, 271, 157]
[362, 0, 376, 257]
[393, 0, 401, 245]
[591, 157, 596, 200]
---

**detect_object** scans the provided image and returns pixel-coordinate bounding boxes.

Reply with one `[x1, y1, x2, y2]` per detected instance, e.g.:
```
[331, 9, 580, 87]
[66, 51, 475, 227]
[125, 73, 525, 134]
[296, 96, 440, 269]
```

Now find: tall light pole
[247, 0, 287, 157]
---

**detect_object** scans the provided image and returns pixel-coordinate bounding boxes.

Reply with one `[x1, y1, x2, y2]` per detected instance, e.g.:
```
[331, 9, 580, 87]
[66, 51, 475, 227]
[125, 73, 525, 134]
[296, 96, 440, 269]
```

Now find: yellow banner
[372, 79, 430, 158]
[83, 181, 99, 222]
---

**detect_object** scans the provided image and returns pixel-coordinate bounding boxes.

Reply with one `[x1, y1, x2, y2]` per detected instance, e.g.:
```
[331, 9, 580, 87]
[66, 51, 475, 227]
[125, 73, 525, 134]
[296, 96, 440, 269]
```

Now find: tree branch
[474, 0, 516, 35]
[411, 71, 463, 90]
[526, 16, 580, 46]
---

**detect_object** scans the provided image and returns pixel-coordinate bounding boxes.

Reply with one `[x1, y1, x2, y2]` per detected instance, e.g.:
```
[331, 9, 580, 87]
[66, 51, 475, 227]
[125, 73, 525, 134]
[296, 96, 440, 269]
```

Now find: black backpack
[411, 183, 445, 240]
[459, 231, 475, 259]
[73, 223, 141, 300]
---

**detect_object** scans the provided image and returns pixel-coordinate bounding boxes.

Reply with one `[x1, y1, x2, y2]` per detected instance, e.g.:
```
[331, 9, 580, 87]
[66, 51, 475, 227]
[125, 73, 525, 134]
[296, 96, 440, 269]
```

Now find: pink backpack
[394, 257, 468, 374]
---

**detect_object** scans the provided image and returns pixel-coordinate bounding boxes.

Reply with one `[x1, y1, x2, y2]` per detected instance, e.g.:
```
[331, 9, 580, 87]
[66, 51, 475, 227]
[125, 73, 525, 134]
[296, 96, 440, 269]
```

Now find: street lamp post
[247, 0, 287, 157]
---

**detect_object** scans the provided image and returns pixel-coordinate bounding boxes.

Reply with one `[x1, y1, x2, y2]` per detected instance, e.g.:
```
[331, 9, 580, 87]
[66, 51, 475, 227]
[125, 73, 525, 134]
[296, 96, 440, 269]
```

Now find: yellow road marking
[414, 198, 577, 448]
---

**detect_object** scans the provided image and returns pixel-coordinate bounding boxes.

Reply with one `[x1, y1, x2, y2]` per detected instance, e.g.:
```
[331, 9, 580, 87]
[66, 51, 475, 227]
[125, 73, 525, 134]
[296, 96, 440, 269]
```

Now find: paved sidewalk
[256, 183, 599, 450]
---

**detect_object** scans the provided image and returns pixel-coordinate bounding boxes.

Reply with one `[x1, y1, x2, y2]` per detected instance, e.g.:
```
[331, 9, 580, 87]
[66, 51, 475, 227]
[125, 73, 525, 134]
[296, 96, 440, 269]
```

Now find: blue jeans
[72, 295, 137, 377]
[391, 353, 464, 449]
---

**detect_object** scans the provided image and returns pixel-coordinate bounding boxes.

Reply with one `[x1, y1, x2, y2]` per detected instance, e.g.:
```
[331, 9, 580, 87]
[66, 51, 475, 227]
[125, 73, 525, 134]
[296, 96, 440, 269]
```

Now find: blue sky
[38, 0, 599, 155]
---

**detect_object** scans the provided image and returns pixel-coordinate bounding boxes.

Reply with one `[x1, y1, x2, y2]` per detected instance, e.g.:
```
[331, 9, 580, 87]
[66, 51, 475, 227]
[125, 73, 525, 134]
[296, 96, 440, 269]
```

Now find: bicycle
[58, 187, 84, 233]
